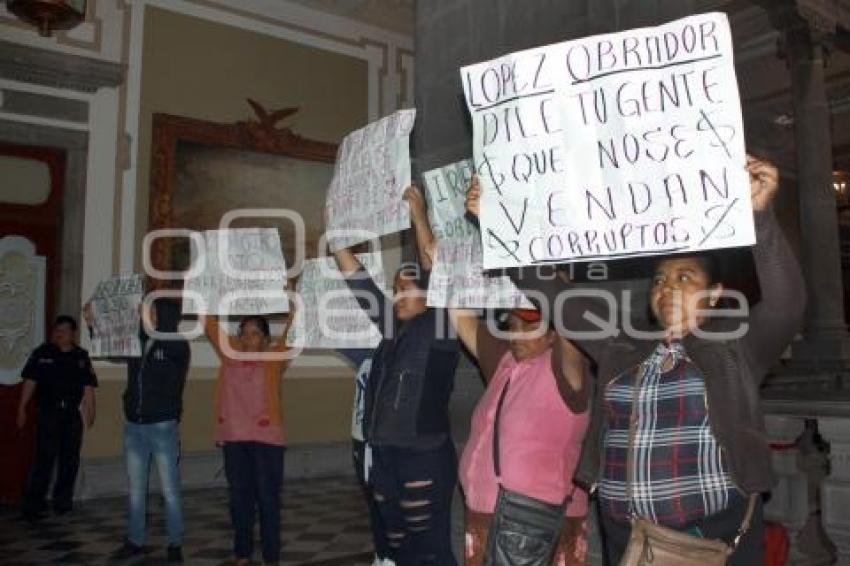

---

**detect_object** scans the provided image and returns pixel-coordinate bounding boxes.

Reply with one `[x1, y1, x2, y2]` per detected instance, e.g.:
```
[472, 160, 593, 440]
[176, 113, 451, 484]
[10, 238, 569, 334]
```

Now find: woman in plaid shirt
[466, 157, 806, 565]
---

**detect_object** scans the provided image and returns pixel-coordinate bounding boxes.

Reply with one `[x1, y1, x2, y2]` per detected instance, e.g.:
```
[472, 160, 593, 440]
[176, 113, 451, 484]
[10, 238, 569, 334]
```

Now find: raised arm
[270, 285, 298, 354]
[202, 314, 231, 359]
[404, 184, 436, 270]
[326, 201, 392, 335]
[448, 308, 479, 359]
[466, 175, 613, 362]
[333, 245, 363, 277]
[555, 334, 587, 393]
[741, 157, 806, 378]
[344, 266, 391, 338]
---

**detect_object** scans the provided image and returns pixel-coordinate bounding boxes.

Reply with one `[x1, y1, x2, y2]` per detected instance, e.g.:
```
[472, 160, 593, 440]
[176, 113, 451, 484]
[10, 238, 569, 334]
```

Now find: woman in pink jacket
[450, 307, 591, 565]
[405, 184, 591, 565]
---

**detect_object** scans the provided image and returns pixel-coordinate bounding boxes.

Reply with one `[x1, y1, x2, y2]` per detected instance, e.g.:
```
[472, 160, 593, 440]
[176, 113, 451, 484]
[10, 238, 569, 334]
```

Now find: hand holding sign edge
[465, 174, 481, 219]
[746, 154, 779, 212]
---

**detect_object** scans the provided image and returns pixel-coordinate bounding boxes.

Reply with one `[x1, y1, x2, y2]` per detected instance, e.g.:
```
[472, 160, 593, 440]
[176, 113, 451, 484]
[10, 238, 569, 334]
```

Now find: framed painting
[148, 103, 338, 287]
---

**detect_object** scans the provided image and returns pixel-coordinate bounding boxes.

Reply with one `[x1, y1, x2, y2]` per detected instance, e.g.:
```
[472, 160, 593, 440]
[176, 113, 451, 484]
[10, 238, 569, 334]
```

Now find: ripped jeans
[370, 440, 458, 565]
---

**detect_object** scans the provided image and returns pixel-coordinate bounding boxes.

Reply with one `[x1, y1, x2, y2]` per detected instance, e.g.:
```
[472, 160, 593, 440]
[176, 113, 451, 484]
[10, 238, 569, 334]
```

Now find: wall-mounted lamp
[6, 0, 86, 37]
[835, 171, 850, 208]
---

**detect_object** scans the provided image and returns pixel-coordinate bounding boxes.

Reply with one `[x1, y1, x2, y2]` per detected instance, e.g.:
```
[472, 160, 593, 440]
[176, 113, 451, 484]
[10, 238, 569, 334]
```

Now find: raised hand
[403, 184, 428, 219]
[466, 175, 481, 218]
[83, 302, 93, 327]
[746, 155, 779, 212]
[404, 184, 435, 269]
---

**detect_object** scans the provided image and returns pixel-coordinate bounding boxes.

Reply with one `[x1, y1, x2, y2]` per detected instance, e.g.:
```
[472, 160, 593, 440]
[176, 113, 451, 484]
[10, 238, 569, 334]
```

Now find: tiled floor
[0, 476, 376, 565]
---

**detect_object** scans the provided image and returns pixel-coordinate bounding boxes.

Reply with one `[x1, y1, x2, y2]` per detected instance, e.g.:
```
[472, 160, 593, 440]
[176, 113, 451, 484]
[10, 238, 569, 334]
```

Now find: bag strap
[492, 379, 511, 478]
[732, 494, 758, 549]
[625, 352, 760, 549]
[491, 376, 577, 508]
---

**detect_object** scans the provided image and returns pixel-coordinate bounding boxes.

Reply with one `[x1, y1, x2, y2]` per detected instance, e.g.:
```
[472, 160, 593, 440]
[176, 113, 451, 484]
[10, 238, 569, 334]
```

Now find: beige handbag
[618, 361, 757, 566]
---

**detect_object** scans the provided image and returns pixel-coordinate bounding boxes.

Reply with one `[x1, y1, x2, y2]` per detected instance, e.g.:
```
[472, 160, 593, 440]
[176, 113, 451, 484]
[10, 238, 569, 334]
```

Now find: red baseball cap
[510, 309, 541, 323]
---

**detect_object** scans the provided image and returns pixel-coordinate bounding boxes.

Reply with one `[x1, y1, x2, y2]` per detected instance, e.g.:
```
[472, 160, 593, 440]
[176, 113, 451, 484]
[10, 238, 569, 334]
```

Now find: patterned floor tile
[0, 475, 375, 565]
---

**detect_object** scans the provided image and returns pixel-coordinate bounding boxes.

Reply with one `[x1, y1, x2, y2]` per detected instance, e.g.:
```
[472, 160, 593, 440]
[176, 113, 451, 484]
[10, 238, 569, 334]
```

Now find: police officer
[17, 315, 97, 520]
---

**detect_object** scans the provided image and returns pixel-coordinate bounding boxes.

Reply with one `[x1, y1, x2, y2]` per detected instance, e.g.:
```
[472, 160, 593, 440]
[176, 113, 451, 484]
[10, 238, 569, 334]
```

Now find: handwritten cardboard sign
[421, 159, 531, 308]
[286, 253, 385, 348]
[326, 109, 416, 251]
[183, 228, 288, 315]
[461, 13, 753, 268]
[88, 274, 143, 358]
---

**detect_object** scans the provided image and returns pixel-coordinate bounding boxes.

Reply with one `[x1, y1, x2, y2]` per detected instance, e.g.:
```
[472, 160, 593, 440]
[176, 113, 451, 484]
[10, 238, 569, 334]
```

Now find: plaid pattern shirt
[599, 342, 742, 527]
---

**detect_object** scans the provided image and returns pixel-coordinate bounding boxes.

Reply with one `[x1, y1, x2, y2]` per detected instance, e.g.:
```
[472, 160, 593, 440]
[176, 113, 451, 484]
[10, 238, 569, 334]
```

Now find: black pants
[22, 407, 83, 515]
[370, 439, 458, 566]
[353, 439, 391, 559]
[222, 442, 285, 564]
[599, 496, 764, 566]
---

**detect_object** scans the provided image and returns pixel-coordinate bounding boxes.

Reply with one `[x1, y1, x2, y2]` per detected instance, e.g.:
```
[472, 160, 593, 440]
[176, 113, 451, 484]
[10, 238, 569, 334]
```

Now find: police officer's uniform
[21, 343, 98, 516]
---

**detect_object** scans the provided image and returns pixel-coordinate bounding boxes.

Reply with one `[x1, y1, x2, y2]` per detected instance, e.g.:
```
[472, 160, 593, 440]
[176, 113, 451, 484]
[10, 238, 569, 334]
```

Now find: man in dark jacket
[17, 315, 97, 520]
[86, 297, 190, 563]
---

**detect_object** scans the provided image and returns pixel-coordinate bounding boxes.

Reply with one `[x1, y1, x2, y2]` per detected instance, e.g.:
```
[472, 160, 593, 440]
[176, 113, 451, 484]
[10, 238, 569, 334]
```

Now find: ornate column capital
[765, 0, 847, 62]
[796, 0, 850, 35]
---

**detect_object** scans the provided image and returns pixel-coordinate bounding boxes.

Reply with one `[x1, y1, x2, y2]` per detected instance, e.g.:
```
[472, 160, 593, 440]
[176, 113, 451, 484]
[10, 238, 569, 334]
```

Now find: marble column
[818, 417, 850, 565]
[764, 415, 810, 563]
[785, 24, 850, 370]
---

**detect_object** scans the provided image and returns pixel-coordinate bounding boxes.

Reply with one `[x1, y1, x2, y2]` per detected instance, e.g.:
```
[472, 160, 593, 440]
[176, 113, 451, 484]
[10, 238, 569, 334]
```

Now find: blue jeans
[124, 420, 184, 547]
[222, 442, 285, 563]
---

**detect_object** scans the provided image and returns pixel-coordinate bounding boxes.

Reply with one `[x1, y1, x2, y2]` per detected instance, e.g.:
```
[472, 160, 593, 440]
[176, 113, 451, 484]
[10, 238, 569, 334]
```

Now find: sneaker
[166, 545, 183, 563]
[111, 541, 145, 560]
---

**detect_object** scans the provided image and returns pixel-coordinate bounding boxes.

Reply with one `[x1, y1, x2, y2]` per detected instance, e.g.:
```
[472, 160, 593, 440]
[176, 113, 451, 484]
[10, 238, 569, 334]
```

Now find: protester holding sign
[407, 182, 591, 564]
[467, 157, 805, 565]
[202, 304, 294, 566]
[331, 204, 460, 565]
[449, 307, 590, 565]
[461, 13, 755, 270]
[85, 297, 190, 564]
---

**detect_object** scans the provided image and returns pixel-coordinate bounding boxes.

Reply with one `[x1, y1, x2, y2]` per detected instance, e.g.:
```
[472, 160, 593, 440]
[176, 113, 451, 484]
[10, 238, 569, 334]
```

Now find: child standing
[203, 312, 292, 566]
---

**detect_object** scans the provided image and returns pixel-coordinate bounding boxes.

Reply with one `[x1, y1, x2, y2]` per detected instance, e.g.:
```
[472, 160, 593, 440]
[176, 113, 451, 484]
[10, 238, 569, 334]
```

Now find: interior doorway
[0, 142, 65, 505]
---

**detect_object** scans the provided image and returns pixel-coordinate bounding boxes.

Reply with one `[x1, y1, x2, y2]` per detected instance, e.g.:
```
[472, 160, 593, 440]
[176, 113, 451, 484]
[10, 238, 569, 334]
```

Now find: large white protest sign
[286, 253, 385, 348]
[421, 160, 530, 308]
[461, 13, 753, 268]
[326, 109, 416, 251]
[88, 274, 143, 358]
[183, 228, 288, 315]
